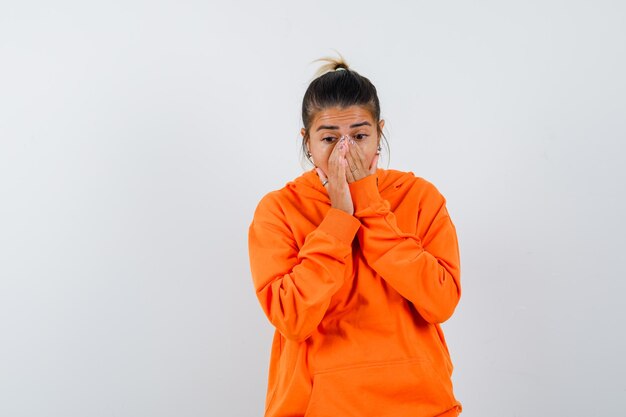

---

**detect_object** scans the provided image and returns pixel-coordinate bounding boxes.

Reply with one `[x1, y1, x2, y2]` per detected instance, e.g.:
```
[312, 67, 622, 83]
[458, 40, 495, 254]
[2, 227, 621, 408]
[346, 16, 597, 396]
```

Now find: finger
[327, 138, 346, 184]
[327, 144, 337, 166]
[329, 138, 345, 165]
[368, 153, 379, 175]
[350, 138, 366, 160]
[348, 139, 366, 164]
[344, 140, 359, 172]
[341, 156, 353, 183]
[330, 138, 343, 158]
[339, 142, 350, 180]
[347, 139, 367, 172]
[315, 167, 329, 186]
[341, 143, 357, 183]
[338, 138, 349, 163]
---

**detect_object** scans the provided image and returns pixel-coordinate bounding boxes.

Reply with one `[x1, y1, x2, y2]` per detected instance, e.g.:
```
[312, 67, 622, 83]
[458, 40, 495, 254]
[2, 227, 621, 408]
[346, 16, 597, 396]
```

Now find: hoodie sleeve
[348, 174, 461, 324]
[248, 193, 361, 342]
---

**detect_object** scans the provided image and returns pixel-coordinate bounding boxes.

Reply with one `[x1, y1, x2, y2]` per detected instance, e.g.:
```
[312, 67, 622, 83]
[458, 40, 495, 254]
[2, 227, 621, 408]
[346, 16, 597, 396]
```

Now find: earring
[376, 145, 382, 155]
[306, 151, 313, 163]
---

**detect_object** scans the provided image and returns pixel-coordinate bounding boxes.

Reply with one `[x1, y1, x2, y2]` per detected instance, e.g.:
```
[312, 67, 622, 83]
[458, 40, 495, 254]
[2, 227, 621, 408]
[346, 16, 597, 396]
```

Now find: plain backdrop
[1, 1, 625, 416]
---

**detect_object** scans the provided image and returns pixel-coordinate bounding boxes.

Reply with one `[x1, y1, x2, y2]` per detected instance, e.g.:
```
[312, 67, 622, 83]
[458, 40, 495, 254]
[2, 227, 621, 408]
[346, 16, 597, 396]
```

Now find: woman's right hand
[316, 137, 354, 215]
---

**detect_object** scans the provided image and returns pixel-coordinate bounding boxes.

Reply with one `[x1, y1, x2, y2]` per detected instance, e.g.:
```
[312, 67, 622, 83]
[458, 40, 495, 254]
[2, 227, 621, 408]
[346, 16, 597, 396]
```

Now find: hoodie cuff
[349, 174, 384, 214]
[318, 208, 361, 245]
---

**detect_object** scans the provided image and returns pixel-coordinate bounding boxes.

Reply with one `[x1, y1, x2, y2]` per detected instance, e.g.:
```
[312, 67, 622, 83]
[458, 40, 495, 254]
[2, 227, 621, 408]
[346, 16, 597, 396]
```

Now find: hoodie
[248, 168, 462, 417]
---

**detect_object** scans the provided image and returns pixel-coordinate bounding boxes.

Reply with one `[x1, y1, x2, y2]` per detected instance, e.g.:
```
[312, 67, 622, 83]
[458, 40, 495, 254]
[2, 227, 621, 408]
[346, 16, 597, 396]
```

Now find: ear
[378, 119, 385, 133]
[301, 128, 311, 154]
[301, 127, 310, 150]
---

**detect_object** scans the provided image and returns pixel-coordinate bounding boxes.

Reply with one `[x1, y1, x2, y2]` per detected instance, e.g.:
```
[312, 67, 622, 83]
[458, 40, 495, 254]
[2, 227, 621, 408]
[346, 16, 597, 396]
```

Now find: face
[301, 106, 385, 175]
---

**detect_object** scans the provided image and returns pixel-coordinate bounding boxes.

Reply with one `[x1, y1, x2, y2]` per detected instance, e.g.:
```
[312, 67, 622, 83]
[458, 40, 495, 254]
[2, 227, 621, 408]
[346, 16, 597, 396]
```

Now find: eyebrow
[316, 121, 372, 132]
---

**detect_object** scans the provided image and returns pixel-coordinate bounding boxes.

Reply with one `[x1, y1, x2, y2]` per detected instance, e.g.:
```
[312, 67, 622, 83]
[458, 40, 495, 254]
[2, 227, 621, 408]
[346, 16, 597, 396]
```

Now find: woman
[248, 56, 462, 417]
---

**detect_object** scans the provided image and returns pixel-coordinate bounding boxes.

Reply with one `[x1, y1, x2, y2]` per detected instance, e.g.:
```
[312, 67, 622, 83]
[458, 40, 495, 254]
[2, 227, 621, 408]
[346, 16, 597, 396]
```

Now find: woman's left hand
[345, 138, 379, 183]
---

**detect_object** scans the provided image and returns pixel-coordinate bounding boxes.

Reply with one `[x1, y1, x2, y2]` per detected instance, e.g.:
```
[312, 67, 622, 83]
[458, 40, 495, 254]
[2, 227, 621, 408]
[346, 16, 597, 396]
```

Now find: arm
[348, 175, 461, 324]
[248, 196, 361, 342]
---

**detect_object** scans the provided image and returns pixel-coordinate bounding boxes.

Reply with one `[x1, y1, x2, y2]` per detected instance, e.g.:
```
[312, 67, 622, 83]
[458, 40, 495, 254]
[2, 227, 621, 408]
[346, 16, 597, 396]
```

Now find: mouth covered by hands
[315, 135, 379, 215]
[342, 135, 378, 183]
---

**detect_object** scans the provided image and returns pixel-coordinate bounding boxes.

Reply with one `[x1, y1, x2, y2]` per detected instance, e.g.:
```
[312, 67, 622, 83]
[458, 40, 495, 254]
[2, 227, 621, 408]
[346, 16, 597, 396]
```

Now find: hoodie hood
[285, 168, 417, 203]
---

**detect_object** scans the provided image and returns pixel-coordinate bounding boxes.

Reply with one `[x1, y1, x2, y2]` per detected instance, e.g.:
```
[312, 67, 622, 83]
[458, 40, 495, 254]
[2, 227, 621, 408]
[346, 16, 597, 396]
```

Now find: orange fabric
[248, 168, 462, 417]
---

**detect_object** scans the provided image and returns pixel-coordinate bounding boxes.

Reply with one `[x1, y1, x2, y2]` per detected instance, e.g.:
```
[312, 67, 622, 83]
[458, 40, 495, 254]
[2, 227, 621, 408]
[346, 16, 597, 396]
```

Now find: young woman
[248, 57, 462, 417]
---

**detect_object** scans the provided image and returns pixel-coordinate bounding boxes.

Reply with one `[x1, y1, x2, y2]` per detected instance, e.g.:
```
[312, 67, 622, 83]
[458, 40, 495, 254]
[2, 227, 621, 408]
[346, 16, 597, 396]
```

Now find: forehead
[311, 106, 375, 128]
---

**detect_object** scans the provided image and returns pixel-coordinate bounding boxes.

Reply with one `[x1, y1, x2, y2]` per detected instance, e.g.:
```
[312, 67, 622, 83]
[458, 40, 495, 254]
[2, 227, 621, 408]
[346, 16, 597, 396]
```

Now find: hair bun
[311, 52, 350, 79]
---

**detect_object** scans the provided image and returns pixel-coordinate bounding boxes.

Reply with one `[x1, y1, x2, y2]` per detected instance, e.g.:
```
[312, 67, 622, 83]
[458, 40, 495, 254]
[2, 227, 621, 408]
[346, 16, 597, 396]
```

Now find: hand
[345, 138, 379, 183]
[316, 137, 354, 215]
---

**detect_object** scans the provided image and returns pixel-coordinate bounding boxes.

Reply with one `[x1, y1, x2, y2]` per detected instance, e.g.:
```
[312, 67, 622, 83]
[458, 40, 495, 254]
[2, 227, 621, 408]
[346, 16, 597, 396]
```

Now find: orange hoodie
[248, 168, 462, 417]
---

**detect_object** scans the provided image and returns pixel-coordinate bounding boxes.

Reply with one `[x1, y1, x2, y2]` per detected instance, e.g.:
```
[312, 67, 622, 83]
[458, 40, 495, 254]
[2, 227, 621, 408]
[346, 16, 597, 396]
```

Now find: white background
[1, 1, 625, 416]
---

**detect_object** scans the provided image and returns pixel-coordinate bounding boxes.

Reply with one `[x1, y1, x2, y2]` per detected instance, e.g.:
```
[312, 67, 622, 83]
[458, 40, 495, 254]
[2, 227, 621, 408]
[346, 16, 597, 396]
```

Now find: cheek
[314, 143, 334, 157]
[356, 140, 377, 159]
[310, 144, 334, 167]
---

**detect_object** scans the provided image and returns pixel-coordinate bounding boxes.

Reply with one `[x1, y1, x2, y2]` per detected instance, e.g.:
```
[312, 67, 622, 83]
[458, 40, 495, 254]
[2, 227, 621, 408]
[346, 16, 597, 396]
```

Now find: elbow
[256, 278, 332, 343]
[420, 303, 457, 324]
[421, 265, 460, 324]
[418, 289, 461, 324]
[263, 295, 320, 343]
[270, 317, 316, 343]
[279, 327, 314, 343]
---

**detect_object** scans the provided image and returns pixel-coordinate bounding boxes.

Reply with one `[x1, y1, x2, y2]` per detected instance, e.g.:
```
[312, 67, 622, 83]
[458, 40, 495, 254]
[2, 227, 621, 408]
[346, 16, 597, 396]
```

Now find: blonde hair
[311, 52, 350, 79]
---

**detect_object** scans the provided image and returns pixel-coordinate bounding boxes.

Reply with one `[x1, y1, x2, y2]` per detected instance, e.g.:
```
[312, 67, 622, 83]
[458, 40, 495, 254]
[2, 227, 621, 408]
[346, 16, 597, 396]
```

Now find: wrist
[331, 203, 354, 215]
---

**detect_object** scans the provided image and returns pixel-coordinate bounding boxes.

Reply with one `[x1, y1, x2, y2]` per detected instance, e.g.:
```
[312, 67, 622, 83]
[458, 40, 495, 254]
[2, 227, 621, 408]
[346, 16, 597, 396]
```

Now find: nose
[339, 134, 353, 144]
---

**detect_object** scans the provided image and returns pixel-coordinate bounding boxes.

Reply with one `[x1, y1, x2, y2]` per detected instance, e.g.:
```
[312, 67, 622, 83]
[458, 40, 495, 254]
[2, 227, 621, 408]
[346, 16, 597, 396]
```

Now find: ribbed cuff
[348, 174, 382, 213]
[317, 208, 361, 245]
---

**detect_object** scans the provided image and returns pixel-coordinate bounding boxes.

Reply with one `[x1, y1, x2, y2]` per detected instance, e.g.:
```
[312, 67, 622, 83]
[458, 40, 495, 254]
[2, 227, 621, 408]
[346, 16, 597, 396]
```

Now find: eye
[322, 136, 337, 143]
[354, 133, 368, 140]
